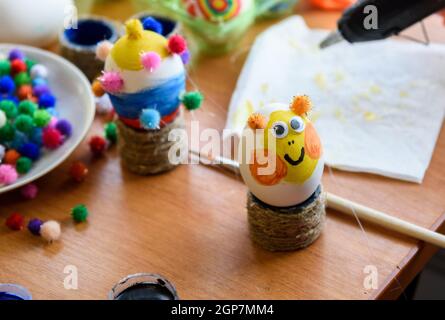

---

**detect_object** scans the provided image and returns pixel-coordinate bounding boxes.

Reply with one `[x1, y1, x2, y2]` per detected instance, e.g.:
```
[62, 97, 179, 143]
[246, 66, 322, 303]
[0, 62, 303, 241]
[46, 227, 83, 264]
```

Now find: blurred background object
[310, 0, 355, 10]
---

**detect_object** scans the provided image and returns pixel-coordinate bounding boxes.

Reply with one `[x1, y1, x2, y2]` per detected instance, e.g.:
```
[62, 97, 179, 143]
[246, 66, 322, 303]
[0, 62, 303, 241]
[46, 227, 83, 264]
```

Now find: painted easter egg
[100, 18, 188, 130]
[183, 0, 252, 22]
[238, 96, 324, 207]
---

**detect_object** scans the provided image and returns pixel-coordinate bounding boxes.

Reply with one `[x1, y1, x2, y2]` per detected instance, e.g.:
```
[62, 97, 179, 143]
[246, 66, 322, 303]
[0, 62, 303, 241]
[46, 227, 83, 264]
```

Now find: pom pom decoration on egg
[238, 96, 324, 207]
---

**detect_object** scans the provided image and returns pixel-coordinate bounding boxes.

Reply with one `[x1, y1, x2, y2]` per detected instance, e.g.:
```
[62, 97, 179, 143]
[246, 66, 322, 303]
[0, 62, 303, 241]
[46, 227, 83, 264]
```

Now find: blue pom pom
[46, 107, 59, 117]
[38, 93, 56, 108]
[142, 17, 163, 35]
[19, 142, 40, 161]
[8, 131, 28, 150]
[29, 127, 43, 146]
[140, 109, 161, 130]
[0, 76, 15, 94]
[56, 119, 72, 137]
[32, 77, 47, 87]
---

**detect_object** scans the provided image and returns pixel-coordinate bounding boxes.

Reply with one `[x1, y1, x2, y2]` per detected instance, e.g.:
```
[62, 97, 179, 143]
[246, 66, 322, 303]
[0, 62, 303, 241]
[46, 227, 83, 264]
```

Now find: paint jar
[59, 16, 122, 81]
[0, 284, 32, 300]
[109, 273, 179, 300]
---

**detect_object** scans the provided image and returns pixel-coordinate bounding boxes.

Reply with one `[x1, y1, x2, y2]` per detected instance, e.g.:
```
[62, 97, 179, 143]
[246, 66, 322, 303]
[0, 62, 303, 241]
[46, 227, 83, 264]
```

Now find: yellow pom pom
[290, 95, 312, 115]
[125, 19, 144, 40]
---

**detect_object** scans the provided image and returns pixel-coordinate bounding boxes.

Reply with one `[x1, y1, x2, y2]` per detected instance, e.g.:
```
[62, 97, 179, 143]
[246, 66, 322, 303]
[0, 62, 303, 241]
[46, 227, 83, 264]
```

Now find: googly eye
[271, 121, 288, 138]
[290, 116, 305, 133]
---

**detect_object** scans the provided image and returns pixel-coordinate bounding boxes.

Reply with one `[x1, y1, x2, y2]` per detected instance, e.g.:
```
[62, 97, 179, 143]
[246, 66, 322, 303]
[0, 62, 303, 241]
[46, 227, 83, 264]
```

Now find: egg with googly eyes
[238, 95, 324, 207]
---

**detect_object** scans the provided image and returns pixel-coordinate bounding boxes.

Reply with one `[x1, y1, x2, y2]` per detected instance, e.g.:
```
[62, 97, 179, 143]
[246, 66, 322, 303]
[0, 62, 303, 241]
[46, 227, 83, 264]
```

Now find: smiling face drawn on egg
[248, 95, 323, 186]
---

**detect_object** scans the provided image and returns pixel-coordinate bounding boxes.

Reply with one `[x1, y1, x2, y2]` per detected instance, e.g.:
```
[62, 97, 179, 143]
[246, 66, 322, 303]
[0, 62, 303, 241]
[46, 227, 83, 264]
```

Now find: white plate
[0, 44, 95, 194]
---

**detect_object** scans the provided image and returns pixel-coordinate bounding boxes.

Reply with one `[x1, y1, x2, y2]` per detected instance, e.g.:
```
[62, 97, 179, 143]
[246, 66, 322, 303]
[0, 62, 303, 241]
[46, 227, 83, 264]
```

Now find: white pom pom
[30, 64, 48, 79]
[96, 41, 113, 61]
[96, 94, 113, 115]
[0, 144, 5, 163]
[40, 220, 61, 242]
[0, 110, 6, 129]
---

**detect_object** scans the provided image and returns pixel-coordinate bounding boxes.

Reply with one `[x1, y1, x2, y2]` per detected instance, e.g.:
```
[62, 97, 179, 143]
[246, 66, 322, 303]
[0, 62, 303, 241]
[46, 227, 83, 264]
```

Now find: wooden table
[1, 0, 445, 300]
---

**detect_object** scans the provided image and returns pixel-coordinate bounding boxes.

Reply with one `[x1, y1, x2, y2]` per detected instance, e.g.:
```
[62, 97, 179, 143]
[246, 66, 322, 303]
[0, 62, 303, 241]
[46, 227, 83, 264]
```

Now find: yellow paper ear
[290, 95, 312, 115]
[247, 113, 267, 130]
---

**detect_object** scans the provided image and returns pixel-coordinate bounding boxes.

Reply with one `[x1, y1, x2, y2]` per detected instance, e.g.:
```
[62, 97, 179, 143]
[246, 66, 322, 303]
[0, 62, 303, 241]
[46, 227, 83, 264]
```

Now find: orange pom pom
[92, 80, 105, 97]
[247, 113, 267, 130]
[17, 85, 33, 100]
[4, 149, 21, 165]
[290, 95, 311, 115]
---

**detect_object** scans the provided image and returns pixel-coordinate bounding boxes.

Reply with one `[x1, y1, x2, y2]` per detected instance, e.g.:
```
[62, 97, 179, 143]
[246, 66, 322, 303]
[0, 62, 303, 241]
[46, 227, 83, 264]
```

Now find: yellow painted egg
[238, 96, 324, 207]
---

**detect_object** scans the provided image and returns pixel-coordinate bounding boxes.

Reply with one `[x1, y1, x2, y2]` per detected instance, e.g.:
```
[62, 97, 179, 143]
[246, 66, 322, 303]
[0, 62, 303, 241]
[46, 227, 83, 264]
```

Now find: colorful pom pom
[290, 95, 312, 115]
[14, 72, 31, 87]
[104, 122, 118, 144]
[180, 50, 190, 65]
[0, 60, 11, 76]
[32, 84, 50, 97]
[19, 142, 40, 161]
[18, 100, 37, 116]
[69, 161, 89, 182]
[100, 72, 124, 94]
[10, 59, 27, 74]
[55, 119, 72, 137]
[141, 51, 162, 72]
[0, 100, 17, 119]
[3, 149, 20, 165]
[96, 41, 113, 61]
[33, 109, 51, 127]
[32, 77, 47, 87]
[30, 64, 48, 79]
[28, 218, 43, 235]
[21, 183, 38, 200]
[17, 85, 34, 101]
[142, 17, 163, 34]
[182, 91, 203, 110]
[42, 127, 63, 149]
[0, 110, 6, 128]
[38, 93, 56, 108]
[0, 123, 16, 142]
[16, 156, 32, 174]
[71, 204, 89, 222]
[140, 109, 161, 129]
[0, 164, 18, 185]
[167, 35, 187, 54]
[5, 212, 24, 231]
[25, 58, 36, 71]
[8, 49, 25, 61]
[89, 135, 107, 156]
[92, 80, 105, 97]
[15, 114, 34, 134]
[0, 76, 15, 94]
[40, 220, 61, 242]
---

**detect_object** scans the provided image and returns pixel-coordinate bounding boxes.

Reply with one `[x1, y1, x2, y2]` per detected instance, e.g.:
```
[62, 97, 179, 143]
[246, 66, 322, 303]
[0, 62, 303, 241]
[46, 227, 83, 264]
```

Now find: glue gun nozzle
[319, 30, 344, 49]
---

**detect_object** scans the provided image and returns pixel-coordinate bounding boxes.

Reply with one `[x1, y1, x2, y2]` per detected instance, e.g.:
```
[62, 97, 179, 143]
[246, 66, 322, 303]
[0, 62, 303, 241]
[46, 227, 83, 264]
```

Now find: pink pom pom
[96, 41, 113, 61]
[42, 127, 63, 149]
[168, 35, 187, 54]
[21, 183, 38, 199]
[0, 164, 18, 186]
[141, 51, 162, 72]
[48, 116, 58, 128]
[100, 71, 124, 94]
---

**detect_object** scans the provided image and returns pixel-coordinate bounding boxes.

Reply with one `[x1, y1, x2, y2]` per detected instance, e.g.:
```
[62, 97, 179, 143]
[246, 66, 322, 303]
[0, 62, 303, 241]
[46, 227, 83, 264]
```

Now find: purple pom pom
[55, 119, 72, 137]
[21, 183, 38, 200]
[180, 50, 190, 65]
[9, 49, 25, 61]
[28, 218, 43, 236]
[33, 84, 51, 97]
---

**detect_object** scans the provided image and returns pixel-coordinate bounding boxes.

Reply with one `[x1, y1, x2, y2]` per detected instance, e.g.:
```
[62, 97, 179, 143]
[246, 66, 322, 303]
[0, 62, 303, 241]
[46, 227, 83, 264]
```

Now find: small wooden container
[117, 113, 185, 175]
[247, 185, 326, 251]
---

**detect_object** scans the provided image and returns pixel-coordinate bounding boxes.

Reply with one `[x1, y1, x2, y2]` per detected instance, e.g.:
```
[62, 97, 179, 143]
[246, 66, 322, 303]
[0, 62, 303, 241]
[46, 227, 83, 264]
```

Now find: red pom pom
[168, 35, 187, 54]
[69, 161, 89, 182]
[10, 59, 27, 75]
[5, 212, 24, 231]
[89, 136, 107, 156]
[42, 127, 63, 149]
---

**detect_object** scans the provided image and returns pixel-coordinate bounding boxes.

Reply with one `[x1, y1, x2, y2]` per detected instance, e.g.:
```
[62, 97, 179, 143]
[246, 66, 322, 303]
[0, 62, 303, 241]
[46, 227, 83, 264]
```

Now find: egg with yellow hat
[238, 95, 324, 207]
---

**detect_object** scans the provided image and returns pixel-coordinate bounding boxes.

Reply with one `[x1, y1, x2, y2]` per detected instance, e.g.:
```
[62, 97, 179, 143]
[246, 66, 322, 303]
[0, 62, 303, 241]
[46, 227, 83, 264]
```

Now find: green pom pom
[16, 157, 33, 174]
[0, 60, 11, 76]
[0, 100, 18, 119]
[182, 91, 203, 111]
[15, 114, 34, 133]
[104, 122, 118, 144]
[18, 100, 38, 116]
[71, 204, 89, 222]
[25, 59, 36, 71]
[33, 109, 51, 127]
[14, 72, 31, 86]
[0, 123, 15, 142]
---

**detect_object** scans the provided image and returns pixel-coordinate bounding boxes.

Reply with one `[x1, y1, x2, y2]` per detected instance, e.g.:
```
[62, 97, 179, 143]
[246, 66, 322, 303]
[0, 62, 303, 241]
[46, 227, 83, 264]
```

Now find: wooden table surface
[1, 0, 445, 300]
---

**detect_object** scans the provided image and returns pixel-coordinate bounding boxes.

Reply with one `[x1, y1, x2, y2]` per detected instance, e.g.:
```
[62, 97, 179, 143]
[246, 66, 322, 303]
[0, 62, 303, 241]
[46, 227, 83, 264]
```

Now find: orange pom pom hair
[92, 80, 105, 97]
[290, 95, 312, 116]
[247, 113, 267, 130]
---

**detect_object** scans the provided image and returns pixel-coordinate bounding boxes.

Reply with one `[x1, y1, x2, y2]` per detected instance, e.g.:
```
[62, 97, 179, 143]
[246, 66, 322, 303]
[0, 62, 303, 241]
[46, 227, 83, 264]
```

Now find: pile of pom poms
[4, 203, 89, 243]
[0, 48, 72, 187]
